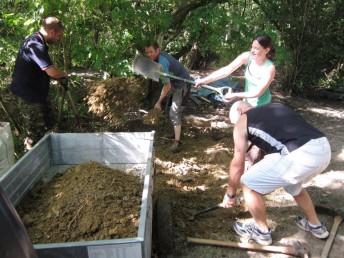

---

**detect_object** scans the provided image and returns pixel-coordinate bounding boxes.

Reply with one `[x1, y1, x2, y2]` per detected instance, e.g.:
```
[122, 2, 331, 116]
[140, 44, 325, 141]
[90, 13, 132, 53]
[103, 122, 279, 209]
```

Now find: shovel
[132, 54, 232, 100]
[57, 86, 66, 125]
[58, 80, 80, 128]
[189, 204, 222, 221]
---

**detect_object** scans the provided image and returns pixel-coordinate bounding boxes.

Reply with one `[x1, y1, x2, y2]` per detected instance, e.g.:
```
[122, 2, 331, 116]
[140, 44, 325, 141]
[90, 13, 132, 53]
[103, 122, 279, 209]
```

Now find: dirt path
[152, 93, 344, 258]
[2, 74, 343, 257]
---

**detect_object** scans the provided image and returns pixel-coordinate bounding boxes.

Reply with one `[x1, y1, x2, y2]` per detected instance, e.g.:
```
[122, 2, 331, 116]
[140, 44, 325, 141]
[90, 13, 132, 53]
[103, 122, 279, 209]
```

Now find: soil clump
[17, 161, 142, 243]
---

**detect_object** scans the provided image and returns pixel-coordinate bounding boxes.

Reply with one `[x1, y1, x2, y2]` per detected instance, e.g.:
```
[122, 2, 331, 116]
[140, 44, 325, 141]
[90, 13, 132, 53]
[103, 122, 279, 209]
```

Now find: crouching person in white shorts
[221, 101, 331, 245]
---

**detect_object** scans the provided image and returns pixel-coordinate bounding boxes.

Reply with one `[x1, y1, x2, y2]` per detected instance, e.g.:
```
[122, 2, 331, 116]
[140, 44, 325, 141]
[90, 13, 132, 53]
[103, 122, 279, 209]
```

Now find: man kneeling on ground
[221, 101, 331, 245]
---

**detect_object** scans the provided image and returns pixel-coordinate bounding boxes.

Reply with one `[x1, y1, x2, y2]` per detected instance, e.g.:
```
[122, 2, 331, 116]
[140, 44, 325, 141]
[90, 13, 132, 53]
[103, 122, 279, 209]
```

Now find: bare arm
[44, 65, 67, 79]
[221, 115, 248, 208]
[227, 115, 248, 195]
[155, 83, 171, 110]
[195, 51, 250, 86]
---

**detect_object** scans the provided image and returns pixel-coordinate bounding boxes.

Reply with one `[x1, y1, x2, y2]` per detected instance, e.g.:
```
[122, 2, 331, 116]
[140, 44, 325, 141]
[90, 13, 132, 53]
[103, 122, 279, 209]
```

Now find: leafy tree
[254, 0, 344, 92]
[1, 0, 342, 94]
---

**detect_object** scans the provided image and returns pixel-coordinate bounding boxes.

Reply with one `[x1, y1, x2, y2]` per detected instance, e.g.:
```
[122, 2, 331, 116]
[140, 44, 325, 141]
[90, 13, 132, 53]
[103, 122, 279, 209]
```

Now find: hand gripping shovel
[132, 54, 232, 100]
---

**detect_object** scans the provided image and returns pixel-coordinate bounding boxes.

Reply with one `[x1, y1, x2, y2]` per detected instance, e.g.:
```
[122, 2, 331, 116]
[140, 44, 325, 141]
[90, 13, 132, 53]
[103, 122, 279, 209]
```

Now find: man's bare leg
[293, 188, 321, 225]
[174, 124, 181, 141]
[242, 185, 269, 232]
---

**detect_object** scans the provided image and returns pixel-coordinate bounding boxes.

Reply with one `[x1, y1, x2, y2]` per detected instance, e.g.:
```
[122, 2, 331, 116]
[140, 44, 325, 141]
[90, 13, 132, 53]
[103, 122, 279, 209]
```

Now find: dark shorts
[168, 83, 190, 126]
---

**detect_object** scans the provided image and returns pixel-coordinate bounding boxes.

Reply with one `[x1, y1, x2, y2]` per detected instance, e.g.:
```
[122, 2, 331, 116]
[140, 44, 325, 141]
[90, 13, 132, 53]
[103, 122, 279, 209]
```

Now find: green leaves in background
[0, 0, 343, 92]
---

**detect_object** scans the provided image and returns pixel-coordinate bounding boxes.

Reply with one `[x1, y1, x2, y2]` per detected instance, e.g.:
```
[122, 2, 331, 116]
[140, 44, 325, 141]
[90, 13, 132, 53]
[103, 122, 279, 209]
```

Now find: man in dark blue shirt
[9, 17, 67, 149]
[145, 42, 191, 152]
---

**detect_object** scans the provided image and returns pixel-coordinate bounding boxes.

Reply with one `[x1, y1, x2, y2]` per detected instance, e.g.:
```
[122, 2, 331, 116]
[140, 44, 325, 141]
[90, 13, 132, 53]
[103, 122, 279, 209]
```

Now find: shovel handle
[59, 81, 80, 127]
[57, 87, 66, 124]
[160, 72, 215, 92]
[66, 91, 78, 116]
[160, 72, 230, 96]
[200, 85, 231, 96]
[192, 204, 221, 219]
[320, 215, 343, 258]
[187, 237, 305, 257]
[160, 72, 195, 85]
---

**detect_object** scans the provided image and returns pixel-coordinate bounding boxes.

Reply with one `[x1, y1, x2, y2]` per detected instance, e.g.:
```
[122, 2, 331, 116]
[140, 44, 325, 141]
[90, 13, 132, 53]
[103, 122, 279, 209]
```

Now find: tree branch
[171, 0, 230, 32]
[252, 0, 283, 34]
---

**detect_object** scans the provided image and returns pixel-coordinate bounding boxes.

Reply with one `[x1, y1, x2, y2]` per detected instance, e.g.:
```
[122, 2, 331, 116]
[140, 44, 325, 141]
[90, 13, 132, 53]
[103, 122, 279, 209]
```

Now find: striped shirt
[246, 103, 324, 154]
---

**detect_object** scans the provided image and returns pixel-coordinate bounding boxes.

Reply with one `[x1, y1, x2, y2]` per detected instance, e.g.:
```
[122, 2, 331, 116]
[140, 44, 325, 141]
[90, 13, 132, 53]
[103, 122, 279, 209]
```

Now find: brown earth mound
[85, 77, 148, 126]
[143, 108, 164, 125]
[17, 161, 143, 243]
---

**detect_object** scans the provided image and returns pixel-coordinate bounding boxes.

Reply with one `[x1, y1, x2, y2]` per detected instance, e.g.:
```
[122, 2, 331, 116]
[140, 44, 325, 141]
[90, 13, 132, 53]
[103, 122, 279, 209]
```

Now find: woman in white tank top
[195, 35, 276, 107]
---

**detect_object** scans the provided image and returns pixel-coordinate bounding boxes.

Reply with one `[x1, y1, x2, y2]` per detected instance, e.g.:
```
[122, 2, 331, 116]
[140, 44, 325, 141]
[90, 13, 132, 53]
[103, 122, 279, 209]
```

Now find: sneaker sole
[311, 231, 329, 239]
[254, 238, 272, 246]
[233, 224, 250, 239]
[296, 222, 310, 232]
[233, 225, 272, 246]
[296, 222, 329, 239]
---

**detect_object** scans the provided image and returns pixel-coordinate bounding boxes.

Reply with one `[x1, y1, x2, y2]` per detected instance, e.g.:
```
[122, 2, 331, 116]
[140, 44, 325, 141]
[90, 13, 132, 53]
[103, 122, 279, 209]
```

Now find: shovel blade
[132, 54, 162, 82]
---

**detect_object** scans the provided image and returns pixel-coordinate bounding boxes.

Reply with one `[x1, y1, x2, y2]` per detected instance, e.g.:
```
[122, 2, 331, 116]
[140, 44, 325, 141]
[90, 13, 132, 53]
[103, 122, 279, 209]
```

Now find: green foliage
[0, 0, 342, 95]
[0, 2, 42, 87]
[0, 0, 177, 79]
[319, 63, 344, 90]
[254, 0, 344, 92]
[176, 1, 285, 67]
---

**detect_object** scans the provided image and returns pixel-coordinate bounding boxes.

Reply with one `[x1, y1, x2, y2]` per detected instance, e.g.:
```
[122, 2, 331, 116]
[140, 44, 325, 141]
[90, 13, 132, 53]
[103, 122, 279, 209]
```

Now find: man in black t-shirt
[220, 101, 331, 245]
[9, 17, 67, 150]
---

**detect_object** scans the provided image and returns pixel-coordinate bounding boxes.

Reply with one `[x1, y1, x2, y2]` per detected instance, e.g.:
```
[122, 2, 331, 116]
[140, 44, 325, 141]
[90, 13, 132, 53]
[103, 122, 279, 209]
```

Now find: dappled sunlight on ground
[153, 92, 344, 257]
[337, 147, 344, 161]
[308, 171, 344, 190]
[305, 107, 344, 119]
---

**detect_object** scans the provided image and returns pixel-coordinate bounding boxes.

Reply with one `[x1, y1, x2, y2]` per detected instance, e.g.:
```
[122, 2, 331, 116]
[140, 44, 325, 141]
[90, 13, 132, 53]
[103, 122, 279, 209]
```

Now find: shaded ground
[152, 90, 344, 258]
[1, 73, 343, 257]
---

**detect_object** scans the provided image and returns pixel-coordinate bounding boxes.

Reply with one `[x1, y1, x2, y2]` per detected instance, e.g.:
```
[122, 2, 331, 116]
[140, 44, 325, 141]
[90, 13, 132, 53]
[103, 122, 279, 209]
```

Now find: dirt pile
[17, 161, 143, 243]
[143, 108, 164, 125]
[85, 77, 148, 126]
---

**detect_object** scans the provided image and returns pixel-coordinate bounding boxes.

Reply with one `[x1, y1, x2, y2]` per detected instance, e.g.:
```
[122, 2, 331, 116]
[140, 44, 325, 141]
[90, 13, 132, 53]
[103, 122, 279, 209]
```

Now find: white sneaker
[295, 216, 329, 239]
[233, 221, 272, 245]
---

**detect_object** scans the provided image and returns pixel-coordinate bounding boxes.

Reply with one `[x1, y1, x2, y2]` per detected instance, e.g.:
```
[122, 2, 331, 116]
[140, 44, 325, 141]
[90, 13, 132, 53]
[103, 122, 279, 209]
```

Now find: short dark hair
[254, 35, 275, 60]
[42, 17, 64, 32]
[144, 41, 160, 50]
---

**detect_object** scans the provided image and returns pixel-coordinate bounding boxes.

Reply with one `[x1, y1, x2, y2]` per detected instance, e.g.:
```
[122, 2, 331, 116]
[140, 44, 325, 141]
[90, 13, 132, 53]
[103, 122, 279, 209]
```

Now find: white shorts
[240, 137, 331, 196]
